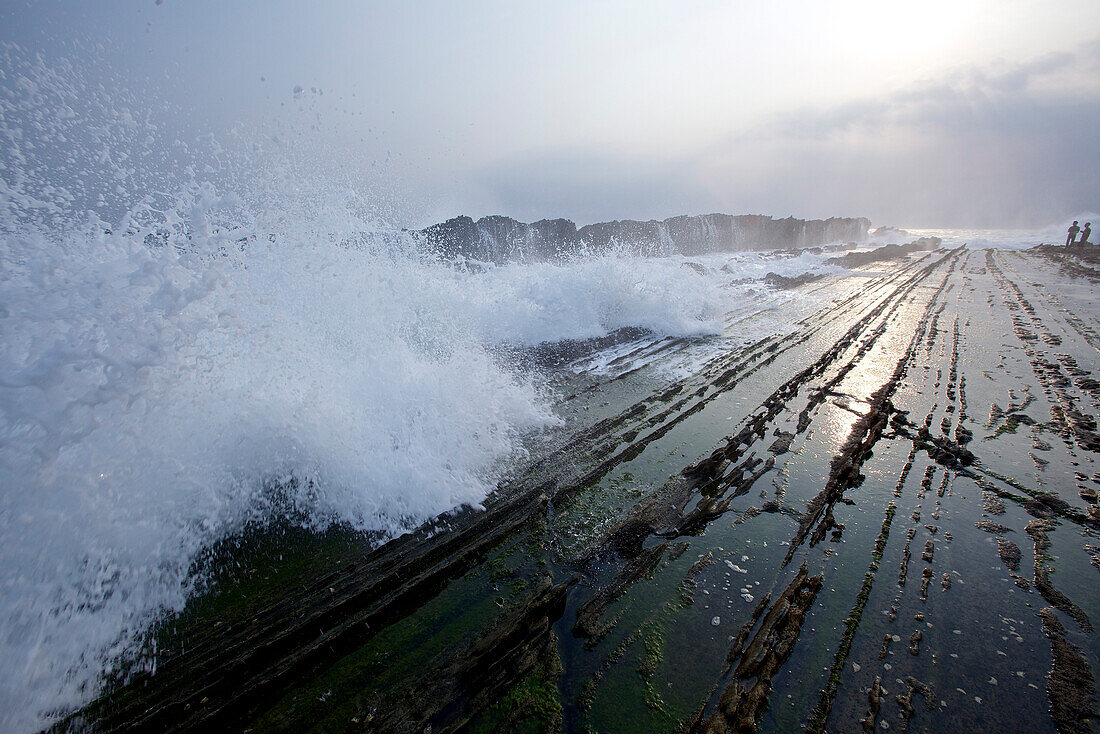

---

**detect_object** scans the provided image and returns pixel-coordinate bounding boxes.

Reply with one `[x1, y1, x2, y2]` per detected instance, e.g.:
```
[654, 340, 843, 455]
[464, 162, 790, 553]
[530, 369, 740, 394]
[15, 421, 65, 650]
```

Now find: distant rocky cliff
[418, 213, 870, 263]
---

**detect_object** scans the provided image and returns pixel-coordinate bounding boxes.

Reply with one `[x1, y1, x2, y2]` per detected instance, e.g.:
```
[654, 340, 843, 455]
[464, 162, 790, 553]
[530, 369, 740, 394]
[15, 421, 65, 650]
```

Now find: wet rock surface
[690, 565, 824, 733]
[825, 238, 942, 269]
[859, 675, 884, 732]
[1039, 607, 1099, 734]
[762, 272, 823, 290]
[71, 247, 1100, 733]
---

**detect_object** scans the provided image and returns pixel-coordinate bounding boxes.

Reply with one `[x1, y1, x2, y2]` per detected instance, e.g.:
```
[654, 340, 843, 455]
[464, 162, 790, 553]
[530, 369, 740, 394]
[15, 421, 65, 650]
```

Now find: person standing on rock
[1067, 221, 1080, 246]
[1080, 222, 1092, 246]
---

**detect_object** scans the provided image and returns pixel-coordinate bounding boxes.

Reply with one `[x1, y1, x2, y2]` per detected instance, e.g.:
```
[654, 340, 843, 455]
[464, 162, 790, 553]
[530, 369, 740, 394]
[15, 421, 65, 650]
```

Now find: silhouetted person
[1067, 220, 1080, 246]
[1080, 222, 1092, 246]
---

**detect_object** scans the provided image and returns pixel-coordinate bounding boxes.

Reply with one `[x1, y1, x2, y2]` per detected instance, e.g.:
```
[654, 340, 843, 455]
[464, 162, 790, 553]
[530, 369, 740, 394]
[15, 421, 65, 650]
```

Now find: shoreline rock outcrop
[418, 213, 870, 263]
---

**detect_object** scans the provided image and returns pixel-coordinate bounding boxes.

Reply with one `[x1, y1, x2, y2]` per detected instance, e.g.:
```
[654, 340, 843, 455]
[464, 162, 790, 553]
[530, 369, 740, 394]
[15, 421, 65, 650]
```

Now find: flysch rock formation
[76, 246, 1100, 734]
[418, 213, 871, 263]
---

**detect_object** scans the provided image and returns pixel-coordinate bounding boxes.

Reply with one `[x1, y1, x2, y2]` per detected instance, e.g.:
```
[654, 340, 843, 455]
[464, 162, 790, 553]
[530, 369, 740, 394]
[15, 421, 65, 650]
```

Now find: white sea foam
[0, 196, 741, 729]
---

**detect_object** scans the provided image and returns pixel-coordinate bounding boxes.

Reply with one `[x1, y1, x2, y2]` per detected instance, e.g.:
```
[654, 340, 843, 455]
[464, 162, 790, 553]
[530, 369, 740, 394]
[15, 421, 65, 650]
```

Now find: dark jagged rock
[1025, 492, 1070, 519]
[860, 676, 884, 732]
[763, 272, 823, 290]
[678, 551, 715, 607]
[421, 215, 581, 262]
[1027, 519, 1094, 632]
[920, 567, 933, 601]
[727, 594, 773, 665]
[693, 565, 824, 734]
[895, 676, 935, 727]
[827, 238, 942, 269]
[899, 529, 914, 587]
[418, 213, 870, 264]
[768, 431, 795, 454]
[1039, 607, 1100, 734]
[976, 519, 1013, 534]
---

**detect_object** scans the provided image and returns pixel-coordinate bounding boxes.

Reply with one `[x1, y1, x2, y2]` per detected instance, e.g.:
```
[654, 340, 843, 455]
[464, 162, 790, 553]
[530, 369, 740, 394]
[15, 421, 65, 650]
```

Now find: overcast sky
[3, 0, 1098, 228]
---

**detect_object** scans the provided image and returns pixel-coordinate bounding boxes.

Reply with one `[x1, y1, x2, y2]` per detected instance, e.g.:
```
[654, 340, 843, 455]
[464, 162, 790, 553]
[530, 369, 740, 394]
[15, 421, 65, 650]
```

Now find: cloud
[693, 41, 1100, 227]
[434, 42, 1099, 229]
[794, 47, 1089, 135]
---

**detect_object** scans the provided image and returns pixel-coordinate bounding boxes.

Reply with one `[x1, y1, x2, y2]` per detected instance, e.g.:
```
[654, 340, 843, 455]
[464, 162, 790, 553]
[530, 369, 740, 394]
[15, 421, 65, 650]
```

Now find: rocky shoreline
[64, 244, 1100, 733]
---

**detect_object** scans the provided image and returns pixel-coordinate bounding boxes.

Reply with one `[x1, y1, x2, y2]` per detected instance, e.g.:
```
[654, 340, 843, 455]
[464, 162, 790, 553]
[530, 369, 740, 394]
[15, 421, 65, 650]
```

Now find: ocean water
[903, 223, 1099, 250]
[0, 48, 1085, 732]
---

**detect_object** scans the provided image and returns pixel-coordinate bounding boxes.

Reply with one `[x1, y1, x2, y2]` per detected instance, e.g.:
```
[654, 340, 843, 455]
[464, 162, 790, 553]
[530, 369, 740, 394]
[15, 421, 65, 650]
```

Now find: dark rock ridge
[827, 238, 942, 269]
[763, 272, 824, 290]
[418, 213, 871, 264]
